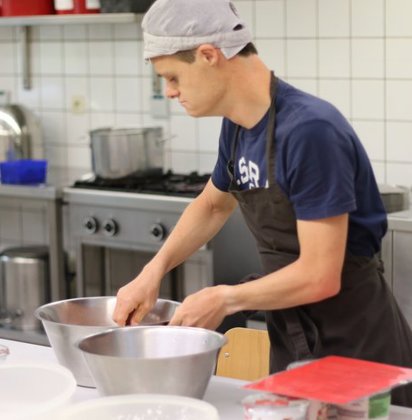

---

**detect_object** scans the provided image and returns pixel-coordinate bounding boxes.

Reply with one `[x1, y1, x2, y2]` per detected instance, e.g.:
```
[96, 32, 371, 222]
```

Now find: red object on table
[2, 0, 55, 16]
[245, 356, 412, 404]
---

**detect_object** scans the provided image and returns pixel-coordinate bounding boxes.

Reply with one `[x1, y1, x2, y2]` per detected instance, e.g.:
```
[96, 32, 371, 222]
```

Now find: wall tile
[386, 0, 412, 37]
[64, 42, 88, 75]
[352, 80, 384, 120]
[36, 25, 63, 42]
[256, 39, 285, 76]
[352, 121, 385, 161]
[386, 81, 412, 121]
[88, 23, 113, 40]
[40, 76, 65, 110]
[386, 163, 412, 188]
[40, 111, 67, 145]
[0, 43, 16, 75]
[65, 77, 89, 111]
[89, 41, 114, 76]
[66, 114, 90, 145]
[0, 27, 15, 41]
[0, 76, 17, 101]
[198, 152, 218, 175]
[351, 0, 384, 37]
[386, 122, 412, 162]
[114, 113, 143, 127]
[371, 161, 385, 184]
[114, 41, 141, 76]
[286, 0, 317, 37]
[197, 117, 222, 153]
[67, 145, 92, 170]
[40, 42, 63, 75]
[113, 22, 142, 40]
[114, 77, 142, 112]
[63, 24, 87, 41]
[318, 0, 350, 37]
[170, 116, 197, 151]
[286, 39, 317, 78]
[319, 39, 350, 78]
[90, 112, 116, 129]
[45, 144, 68, 167]
[255, 1, 284, 38]
[90, 77, 115, 112]
[17, 76, 41, 110]
[170, 151, 198, 173]
[386, 39, 412, 79]
[352, 39, 384, 79]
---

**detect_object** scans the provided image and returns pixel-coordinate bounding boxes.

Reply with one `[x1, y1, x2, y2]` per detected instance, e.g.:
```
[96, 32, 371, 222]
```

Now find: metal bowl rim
[34, 297, 180, 327]
[77, 325, 228, 361]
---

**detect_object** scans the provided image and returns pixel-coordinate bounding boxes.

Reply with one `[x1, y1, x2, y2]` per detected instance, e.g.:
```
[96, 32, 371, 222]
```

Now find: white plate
[0, 363, 76, 420]
[58, 393, 220, 420]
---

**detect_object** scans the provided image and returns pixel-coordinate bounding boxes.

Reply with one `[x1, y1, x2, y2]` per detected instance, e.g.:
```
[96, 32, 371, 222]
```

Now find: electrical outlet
[71, 95, 86, 114]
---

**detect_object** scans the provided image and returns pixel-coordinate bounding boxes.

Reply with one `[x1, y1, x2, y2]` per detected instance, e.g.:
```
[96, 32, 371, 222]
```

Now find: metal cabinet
[381, 210, 412, 329]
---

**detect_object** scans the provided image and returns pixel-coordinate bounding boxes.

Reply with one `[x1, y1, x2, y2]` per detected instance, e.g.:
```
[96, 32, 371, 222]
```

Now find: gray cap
[142, 0, 253, 60]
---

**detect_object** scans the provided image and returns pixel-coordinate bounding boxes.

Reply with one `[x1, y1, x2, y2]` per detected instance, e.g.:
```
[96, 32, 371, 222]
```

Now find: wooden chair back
[216, 327, 270, 381]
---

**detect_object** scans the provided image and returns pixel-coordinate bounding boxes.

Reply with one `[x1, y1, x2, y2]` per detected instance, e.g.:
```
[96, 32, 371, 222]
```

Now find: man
[113, 0, 412, 406]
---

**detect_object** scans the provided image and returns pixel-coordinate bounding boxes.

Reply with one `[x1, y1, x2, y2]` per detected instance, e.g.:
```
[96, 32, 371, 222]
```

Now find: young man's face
[152, 48, 226, 117]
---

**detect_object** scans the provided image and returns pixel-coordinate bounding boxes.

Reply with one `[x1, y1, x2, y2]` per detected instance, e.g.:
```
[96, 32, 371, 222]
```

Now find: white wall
[0, 0, 411, 188]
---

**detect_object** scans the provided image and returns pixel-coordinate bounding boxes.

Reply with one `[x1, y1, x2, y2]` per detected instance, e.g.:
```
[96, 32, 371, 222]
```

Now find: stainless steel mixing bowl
[78, 326, 227, 399]
[35, 297, 180, 387]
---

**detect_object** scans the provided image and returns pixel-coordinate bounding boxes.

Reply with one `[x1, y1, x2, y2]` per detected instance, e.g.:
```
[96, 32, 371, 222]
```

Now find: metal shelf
[0, 13, 141, 26]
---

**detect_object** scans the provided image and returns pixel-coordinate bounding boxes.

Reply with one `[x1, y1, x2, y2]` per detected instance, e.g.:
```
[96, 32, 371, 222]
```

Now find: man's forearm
[149, 187, 236, 275]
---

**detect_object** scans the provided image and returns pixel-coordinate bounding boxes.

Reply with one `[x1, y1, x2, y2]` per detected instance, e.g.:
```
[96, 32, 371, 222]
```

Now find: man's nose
[166, 85, 179, 99]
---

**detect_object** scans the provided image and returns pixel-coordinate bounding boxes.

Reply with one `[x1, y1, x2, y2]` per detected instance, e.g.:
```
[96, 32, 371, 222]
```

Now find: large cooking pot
[90, 127, 164, 179]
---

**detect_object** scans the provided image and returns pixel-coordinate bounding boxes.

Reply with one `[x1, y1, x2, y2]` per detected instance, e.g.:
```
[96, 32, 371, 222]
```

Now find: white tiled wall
[0, 0, 411, 188]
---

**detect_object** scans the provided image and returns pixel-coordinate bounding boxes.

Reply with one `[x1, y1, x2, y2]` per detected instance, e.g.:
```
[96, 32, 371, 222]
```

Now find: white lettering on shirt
[237, 157, 260, 189]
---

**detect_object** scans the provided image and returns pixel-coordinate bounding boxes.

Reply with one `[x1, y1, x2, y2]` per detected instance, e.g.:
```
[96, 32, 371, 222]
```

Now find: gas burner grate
[72, 171, 210, 197]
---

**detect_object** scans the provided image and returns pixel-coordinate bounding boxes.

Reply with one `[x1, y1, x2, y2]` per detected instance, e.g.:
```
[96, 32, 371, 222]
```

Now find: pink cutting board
[244, 356, 412, 404]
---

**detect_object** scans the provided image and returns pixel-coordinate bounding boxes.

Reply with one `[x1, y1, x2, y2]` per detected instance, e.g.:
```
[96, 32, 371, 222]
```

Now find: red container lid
[2, 0, 55, 16]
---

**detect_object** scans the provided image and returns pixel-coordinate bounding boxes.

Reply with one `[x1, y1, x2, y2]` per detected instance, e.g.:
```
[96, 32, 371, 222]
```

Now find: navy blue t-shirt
[211, 79, 387, 257]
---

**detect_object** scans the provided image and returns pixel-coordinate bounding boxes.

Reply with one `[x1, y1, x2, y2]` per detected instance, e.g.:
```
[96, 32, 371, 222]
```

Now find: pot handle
[156, 134, 176, 146]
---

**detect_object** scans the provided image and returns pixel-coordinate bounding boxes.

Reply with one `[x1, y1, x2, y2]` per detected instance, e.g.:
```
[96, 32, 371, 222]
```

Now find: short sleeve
[281, 120, 357, 220]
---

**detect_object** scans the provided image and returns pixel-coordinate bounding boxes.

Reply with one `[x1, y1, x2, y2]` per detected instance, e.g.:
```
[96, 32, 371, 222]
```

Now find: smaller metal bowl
[35, 297, 180, 387]
[78, 326, 227, 399]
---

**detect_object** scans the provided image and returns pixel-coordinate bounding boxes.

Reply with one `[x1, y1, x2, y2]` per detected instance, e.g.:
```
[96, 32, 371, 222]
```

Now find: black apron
[227, 73, 412, 407]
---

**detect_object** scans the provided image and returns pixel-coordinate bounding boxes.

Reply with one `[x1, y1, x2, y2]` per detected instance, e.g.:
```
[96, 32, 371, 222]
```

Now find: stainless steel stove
[63, 171, 262, 332]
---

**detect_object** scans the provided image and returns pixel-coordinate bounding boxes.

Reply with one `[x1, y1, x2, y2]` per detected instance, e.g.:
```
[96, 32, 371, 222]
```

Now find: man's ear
[197, 44, 221, 65]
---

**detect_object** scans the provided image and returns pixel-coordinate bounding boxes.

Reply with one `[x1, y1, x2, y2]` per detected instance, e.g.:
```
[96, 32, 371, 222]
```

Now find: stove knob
[103, 219, 118, 237]
[83, 216, 98, 234]
[150, 223, 166, 241]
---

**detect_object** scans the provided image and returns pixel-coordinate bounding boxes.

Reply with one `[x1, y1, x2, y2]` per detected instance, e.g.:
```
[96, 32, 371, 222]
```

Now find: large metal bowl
[78, 326, 227, 399]
[35, 297, 180, 387]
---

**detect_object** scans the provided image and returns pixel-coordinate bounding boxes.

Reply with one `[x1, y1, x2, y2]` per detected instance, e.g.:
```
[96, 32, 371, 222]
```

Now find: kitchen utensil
[35, 296, 180, 387]
[0, 159, 47, 185]
[0, 363, 76, 420]
[78, 325, 226, 398]
[0, 104, 42, 162]
[0, 246, 49, 331]
[90, 127, 164, 179]
[242, 393, 309, 420]
[57, 394, 220, 420]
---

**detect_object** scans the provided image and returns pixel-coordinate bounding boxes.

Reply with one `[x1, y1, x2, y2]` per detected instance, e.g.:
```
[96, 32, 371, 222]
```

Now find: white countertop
[1, 338, 412, 419]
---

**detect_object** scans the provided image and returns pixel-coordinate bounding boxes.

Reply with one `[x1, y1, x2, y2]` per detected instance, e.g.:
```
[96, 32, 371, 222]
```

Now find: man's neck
[222, 58, 272, 129]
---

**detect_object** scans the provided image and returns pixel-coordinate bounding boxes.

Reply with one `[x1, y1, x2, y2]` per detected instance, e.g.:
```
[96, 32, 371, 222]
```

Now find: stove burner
[72, 170, 210, 197]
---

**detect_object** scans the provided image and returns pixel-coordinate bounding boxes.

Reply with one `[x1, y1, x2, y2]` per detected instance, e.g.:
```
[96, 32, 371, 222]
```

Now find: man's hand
[169, 285, 230, 330]
[112, 265, 163, 326]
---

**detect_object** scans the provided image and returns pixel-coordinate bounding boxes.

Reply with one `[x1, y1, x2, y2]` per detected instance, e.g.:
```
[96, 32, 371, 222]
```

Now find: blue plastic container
[0, 159, 48, 185]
